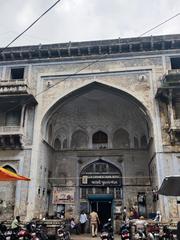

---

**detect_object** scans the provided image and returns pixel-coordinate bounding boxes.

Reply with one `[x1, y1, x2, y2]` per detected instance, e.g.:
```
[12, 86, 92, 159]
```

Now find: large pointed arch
[41, 82, 153, 139]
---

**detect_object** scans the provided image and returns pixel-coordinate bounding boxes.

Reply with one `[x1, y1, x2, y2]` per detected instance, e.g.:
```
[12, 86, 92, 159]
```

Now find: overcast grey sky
[0, 0, 180, 47]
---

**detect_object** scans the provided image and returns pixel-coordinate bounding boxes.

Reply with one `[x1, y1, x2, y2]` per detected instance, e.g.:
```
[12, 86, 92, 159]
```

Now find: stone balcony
[0, 79, 33, 95]
[0, 126, 23, 149]
[156, 70, 180, 101]
[162, 70, 180, 87]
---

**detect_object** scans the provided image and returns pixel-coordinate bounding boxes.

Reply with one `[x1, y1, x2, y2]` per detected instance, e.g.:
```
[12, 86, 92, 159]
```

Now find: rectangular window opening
[171, 58, 180, 69]
[11, 68, 24, 80]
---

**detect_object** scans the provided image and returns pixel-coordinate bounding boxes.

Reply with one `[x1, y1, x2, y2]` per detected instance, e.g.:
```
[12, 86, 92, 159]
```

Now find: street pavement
[70, 233, 120, 239]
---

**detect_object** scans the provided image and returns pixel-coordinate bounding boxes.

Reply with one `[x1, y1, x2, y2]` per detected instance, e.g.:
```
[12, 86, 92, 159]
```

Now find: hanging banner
[52, 187, 74, 204]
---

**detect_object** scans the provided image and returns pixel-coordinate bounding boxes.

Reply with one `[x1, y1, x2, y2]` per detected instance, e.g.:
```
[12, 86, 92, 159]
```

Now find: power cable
[139, 12, 180, 37]
[0, 0, 61, 54]
[0, 11, 180, 112]
[1, 12, 180, 114]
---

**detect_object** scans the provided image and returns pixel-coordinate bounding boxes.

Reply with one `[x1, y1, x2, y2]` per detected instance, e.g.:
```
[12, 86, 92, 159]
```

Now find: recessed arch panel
[113, 128, 130, 148]
[41, 82, 153, 140]
[71, 130, 89, 149]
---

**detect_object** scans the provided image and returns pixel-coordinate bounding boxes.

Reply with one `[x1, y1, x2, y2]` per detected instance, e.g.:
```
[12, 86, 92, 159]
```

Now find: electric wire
[139, 12, 180, 37]
[0, 10, 179, 190]
[1, 12, 180, 114]
[0, 0, 61, 54]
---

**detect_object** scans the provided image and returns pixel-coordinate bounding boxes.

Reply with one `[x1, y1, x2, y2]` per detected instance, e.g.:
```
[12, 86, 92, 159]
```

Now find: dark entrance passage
[89, 194, 113, 230]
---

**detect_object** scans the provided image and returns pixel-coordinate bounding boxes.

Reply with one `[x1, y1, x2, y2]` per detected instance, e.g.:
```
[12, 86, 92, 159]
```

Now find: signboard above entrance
[81, 174, 121, 186]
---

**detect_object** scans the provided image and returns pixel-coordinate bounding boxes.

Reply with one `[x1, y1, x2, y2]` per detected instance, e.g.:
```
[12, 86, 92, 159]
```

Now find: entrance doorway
[89, 194, 113, 230]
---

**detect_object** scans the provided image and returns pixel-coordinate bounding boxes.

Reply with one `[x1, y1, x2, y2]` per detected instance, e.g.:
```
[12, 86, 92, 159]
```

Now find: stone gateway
[0, 34, 180, 223]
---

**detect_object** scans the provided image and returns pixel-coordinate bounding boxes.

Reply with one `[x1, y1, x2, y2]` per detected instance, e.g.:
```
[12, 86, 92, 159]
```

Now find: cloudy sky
[0, 0, 180, 47]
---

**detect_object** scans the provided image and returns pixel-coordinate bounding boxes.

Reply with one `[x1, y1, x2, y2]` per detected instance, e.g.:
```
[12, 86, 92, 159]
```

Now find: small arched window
[3, 165, 16, 173]
[92, 131, 108, 149]
[92, 131, 108, 144]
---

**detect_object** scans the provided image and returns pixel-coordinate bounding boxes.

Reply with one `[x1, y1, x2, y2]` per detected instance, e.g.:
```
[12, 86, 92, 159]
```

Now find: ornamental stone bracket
[0, 80, 32, 95]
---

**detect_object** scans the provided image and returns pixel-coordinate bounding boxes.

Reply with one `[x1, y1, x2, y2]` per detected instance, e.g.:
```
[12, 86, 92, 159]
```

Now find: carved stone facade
[0, 34, 180, 222]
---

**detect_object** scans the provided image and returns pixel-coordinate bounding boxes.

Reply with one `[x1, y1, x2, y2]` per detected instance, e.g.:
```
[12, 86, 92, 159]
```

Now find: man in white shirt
[79, 210, 88, 234]
[11, 216, 20, 233]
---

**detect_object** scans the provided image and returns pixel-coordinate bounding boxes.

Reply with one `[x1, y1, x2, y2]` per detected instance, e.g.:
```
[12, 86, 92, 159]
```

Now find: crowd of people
[9, 207, 163, 238]
[67, 206, 162, 237]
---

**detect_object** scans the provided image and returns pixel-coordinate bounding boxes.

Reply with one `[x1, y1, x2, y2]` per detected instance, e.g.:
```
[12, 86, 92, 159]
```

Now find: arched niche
[92, 131, 108, 149]
[48, 124, 53, 145]
[141, 135, 148, 148]
[71, 130, 89, 149]
[63, 139, 67, 149]
[134, 136, 139, 149]
[3, 165, 16, 173]
[54, 138, 61, 150]
[113, 128, 130, 148]
[80, 160, 122, 199]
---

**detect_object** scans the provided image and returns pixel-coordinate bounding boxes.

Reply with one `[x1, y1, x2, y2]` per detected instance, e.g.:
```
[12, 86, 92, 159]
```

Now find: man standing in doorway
[90, 209, 100, 237]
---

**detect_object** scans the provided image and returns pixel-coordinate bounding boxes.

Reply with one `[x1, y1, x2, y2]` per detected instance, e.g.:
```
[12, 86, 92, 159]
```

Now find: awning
[0, 166, 30, 181]
[158, 176, 180, 196]
[88, 194, 114, 200]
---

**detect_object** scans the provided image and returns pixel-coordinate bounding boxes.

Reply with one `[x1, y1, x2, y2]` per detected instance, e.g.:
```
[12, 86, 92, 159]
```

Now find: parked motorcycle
[134, 230, 146, 240]
[120, 223, 130, 240]
[100, 219, 114, 240]
[0, 221, 40, 240]
[0, 222, 8, 240]
[35, 224, 48, 240]
[17, 222, 48, 240]
[146, 223, 160, 240]
[17, 221, 38, 240]
[161, 225, 176, 240]
[1, 225, 15, 240]
[56, 223, 70, 240]
[17, 228, 31, 240]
